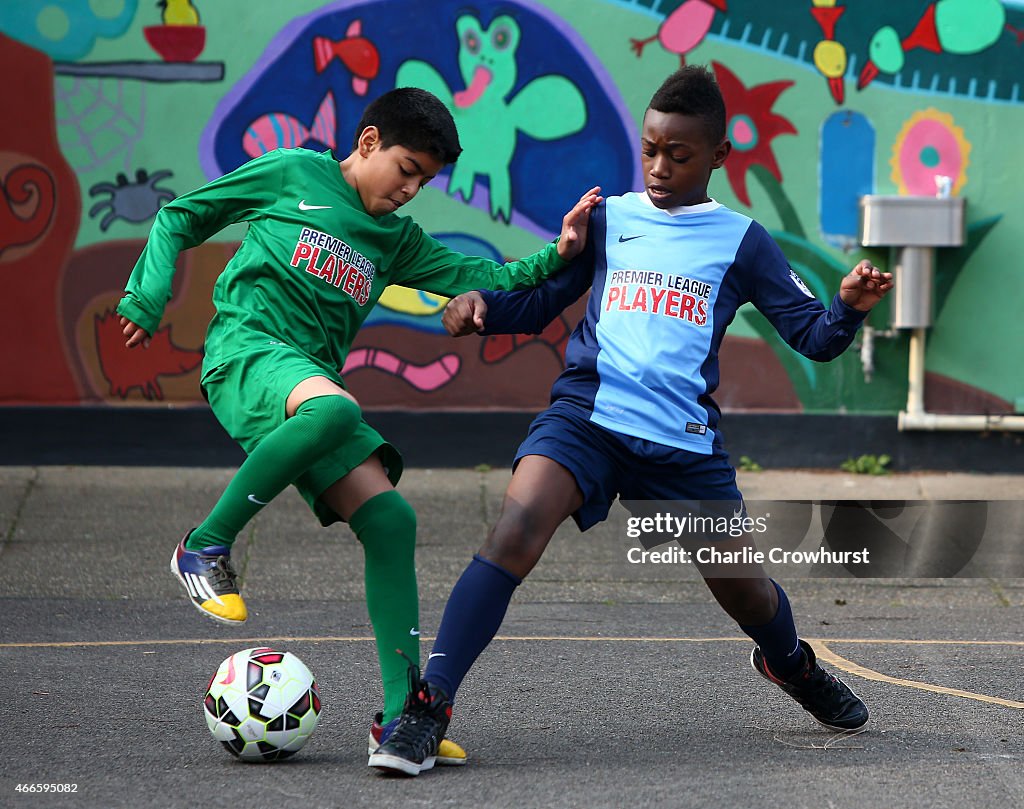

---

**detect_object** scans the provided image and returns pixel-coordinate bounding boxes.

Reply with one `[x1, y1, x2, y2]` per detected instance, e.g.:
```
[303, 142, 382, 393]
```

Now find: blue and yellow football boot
[170, 535, 248, 624]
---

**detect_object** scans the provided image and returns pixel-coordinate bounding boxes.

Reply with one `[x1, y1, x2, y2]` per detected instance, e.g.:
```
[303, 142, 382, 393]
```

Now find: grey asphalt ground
[1, 465, 1022, 809]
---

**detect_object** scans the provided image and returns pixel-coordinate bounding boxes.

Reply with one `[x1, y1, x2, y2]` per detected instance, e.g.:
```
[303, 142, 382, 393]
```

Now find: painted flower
[712, 61, 796, 207]
[890, 108, 970, 196]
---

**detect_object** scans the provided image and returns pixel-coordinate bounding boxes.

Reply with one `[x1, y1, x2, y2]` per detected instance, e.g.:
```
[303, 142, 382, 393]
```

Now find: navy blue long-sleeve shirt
[479, 194, 867, 453]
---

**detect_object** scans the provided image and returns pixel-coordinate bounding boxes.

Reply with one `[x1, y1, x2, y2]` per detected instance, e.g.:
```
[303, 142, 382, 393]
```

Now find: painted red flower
[712, 61, 796, 207]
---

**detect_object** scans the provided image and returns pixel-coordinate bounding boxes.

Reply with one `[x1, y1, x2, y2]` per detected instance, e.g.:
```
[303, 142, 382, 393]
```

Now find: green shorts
[201, 345, 403, 526]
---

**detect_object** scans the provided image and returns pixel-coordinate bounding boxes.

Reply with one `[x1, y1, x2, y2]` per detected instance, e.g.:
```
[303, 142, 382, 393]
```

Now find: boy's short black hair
[353, 87, 462, 164]
[648, 65, 726, 146]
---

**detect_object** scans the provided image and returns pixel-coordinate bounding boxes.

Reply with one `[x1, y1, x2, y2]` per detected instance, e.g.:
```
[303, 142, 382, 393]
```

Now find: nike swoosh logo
[247, 494, 269, 505]
[428, 652, 446, 660]
[298, 199, 332, 211]
[409, 628, 421, 636]
[618, 234, 644, 242]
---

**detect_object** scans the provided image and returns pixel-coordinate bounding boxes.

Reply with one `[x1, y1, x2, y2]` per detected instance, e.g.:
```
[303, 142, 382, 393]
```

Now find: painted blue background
[205, 0, 637, 234]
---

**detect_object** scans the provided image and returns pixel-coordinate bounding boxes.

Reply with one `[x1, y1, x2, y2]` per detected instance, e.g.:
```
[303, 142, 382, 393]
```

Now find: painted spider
[89, 168, 177, 231]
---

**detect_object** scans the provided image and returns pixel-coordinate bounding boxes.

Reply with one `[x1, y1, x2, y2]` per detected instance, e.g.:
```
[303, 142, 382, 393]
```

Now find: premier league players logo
[788, 268, 815, 298]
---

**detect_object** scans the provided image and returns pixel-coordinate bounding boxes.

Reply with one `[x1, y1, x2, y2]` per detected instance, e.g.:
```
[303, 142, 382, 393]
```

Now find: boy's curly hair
[648, 65, 727, 145]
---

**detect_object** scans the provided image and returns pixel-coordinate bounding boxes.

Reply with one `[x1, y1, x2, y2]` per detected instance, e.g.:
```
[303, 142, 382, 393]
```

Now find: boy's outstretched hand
[556, 186, 602, 261]
[120, 316, 151, 349]
[442, 291, 487, 337]
[839, 260, 893, 312]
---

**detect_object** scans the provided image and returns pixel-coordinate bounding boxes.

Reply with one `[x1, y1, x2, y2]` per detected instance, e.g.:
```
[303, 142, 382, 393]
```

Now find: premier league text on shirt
[290, 227, 377, 305]
[605, 270, 711, 325]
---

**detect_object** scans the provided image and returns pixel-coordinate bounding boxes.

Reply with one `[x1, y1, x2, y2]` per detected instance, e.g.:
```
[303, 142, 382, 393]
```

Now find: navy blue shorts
[514, 401, 742, 531]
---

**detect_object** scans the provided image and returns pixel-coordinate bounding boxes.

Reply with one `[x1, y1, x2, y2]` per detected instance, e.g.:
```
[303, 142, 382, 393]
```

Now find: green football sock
[349, 490, 419, 724]
[187, 395, 360, 551]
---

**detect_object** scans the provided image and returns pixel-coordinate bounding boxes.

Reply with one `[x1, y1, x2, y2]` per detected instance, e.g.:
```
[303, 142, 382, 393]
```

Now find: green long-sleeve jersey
[117, 147, 567, 375]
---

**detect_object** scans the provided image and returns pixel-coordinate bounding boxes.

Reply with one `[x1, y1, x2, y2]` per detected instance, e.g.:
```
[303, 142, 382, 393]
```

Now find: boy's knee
[353, 490, 416, 555]
[387, 493, 417, 539]
[480, 511, 546, 577]
[297, 394, 361, 445]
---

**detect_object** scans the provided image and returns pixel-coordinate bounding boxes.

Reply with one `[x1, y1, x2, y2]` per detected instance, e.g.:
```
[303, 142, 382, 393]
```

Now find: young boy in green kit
[117, 87, 601, 762]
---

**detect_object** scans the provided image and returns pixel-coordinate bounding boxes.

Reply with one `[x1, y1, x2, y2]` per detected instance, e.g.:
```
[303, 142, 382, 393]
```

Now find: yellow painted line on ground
[812, 640, 1024, 710]
[493, 636, 1024, 646]
[0, 636, 378, 649]
[0, 635, 745, 649]
[2, 635, 1023, 649]
[4, 634, 1021, 710]
[804, 638, 1024, 647]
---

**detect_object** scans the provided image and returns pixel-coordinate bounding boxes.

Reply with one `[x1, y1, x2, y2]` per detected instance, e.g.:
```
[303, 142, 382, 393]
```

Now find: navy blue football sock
[740, 579, 804, 679]
[423, 554, 522, 700]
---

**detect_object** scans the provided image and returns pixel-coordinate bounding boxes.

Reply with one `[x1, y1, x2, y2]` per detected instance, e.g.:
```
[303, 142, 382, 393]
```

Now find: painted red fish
[313, 19, 380, 96]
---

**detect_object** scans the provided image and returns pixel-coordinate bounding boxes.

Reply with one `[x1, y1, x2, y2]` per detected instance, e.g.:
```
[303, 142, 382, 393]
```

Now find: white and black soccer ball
[203, 647, 321, 762]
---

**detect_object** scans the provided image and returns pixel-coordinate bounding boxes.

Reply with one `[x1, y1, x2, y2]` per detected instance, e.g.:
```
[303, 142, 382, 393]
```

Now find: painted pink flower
[891, 108, 970, 196]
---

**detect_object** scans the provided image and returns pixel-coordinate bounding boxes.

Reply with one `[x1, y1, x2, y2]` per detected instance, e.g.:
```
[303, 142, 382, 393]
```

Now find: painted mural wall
[1, 0, 1022, 417]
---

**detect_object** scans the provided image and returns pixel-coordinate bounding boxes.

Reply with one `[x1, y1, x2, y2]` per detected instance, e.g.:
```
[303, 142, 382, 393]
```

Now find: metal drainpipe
[860, 323, 899, 383]
[898, 327, 1024, 431]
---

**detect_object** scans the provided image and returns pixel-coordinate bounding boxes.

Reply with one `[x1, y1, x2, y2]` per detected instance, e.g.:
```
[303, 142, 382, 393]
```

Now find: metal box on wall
[859, 195, 965, 247]
[859, 196, 967, 329]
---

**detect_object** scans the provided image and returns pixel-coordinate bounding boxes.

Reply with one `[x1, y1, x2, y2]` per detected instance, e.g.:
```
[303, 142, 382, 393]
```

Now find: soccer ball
[203, 647, 321, 762]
